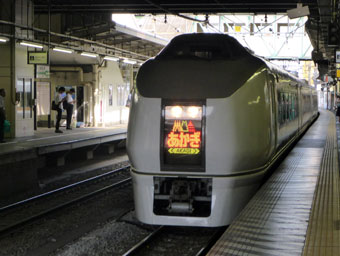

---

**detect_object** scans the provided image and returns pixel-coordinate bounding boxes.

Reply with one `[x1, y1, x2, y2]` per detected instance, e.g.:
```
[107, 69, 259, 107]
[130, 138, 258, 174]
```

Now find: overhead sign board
[36, 65, 50, 79]
[28, 51, 48, 64]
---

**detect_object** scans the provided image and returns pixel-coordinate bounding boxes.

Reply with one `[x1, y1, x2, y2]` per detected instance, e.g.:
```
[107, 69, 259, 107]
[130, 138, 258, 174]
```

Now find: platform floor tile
[208, 110, 340, 256]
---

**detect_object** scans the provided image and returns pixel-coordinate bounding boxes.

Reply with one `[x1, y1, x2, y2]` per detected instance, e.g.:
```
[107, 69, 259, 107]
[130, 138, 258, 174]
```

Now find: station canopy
[31, 0, 338, 77]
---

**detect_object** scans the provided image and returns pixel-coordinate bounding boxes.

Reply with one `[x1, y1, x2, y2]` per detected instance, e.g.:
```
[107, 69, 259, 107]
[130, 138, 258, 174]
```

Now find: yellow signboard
[235, 26, 241, 32]
[28, 51, 48, 64]
[337, 69, 340, 78]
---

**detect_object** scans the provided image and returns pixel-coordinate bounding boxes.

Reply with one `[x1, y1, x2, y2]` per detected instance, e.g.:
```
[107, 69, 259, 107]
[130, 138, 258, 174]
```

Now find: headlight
[171, 106, 183, 118]
[187, 106, 199, 118]
[165, 105, 202, 120]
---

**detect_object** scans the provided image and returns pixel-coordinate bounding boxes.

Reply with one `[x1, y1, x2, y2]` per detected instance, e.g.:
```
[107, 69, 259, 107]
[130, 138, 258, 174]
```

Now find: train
[127, 33, 318, 227]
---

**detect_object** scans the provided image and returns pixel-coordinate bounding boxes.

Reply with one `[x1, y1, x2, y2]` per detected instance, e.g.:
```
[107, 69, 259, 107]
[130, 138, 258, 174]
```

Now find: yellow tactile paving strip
[302, 113, 340, 255]
[208, 110, 340, 256]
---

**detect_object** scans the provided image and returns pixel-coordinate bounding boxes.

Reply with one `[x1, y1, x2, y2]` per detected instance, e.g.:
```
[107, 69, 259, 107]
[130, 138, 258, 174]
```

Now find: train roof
[156, 33, 250, 61]
[136, 33, 312, 99]
[260, 58, 311, 88]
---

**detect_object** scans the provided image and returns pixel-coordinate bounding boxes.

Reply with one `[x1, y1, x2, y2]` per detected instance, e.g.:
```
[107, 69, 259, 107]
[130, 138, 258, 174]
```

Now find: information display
[163, 105, 203, 167]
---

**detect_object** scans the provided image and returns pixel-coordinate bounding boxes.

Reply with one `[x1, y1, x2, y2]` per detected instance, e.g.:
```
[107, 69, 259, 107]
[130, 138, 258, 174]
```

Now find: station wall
[0, 44, 35, 138]
[37, 60, 129, 128]
[0, 43, 14, 139]
[15, 45, 34, 137]
[0, 0, 35, 138]
[98, 61, 129, 126]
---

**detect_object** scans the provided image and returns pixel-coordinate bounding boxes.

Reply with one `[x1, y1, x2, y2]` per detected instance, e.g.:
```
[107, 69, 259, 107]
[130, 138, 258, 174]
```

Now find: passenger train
[127, 33, 318, 227]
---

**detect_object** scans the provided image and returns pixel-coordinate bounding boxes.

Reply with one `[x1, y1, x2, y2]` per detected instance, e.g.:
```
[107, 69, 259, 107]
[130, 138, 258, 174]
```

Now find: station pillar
[0, 0, 35, 138]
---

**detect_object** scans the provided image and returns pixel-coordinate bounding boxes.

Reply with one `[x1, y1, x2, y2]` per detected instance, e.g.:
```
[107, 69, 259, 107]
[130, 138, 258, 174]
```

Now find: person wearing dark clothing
[336, 97, 340, 123]
[55, 87, 66, 133]
[66, 88, 75, 130]
[0, 89, 6, 143]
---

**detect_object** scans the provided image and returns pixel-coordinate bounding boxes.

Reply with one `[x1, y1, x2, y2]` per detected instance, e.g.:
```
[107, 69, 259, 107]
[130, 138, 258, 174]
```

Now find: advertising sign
[36, 82, 51, 115]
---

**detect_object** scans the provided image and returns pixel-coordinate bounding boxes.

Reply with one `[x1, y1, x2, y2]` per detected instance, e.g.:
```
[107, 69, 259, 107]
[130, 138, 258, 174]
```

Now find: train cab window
[172, 45, 228, 60]
[192, 46, 222, 59]
[158, 34, 248, 61]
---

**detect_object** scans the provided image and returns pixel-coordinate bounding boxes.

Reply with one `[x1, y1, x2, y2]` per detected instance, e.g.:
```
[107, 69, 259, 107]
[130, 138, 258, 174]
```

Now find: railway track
[0, 165, 131, 237]
[122, 225, 226, 256]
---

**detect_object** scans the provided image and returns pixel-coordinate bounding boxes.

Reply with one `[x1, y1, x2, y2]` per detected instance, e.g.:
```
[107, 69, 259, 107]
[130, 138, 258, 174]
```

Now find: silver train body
[127, 33, 318, 227]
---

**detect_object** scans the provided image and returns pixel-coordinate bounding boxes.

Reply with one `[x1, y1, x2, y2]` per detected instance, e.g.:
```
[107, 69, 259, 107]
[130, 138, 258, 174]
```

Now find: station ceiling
[32, 0, 339, 77]
[33, 1, 318, 14]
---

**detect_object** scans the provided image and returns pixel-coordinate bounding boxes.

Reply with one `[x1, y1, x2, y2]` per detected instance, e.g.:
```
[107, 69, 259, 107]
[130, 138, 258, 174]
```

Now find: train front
[127, 34, 272, 227]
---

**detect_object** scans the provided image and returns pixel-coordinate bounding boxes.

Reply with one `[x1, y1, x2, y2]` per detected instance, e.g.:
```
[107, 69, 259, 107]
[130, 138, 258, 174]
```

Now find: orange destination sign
[166, 120, 201, 155]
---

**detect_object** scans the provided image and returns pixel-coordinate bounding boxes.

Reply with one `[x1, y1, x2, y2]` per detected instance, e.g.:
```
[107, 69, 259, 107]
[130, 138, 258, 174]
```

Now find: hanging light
[81, 52, 97, 58]
[123, 58, 137, 65]
[104, 56, 119, 62]
[0, 37, 9, 43]
[20, 41, 43, 49]
[53, 47, 73, 54]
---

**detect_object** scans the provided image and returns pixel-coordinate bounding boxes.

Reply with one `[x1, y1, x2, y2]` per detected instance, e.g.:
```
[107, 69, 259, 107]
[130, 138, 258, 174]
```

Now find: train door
[268, 74, 278, 150]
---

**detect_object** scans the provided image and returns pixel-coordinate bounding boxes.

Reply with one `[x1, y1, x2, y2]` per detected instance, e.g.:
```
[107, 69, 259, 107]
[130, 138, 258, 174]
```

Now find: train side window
[279, 92, 283, 125]
[284, 93, 288, 122]
[282, 93, 285, 124]
[288, 93, 292, 121]
[292, 94, 295, 120]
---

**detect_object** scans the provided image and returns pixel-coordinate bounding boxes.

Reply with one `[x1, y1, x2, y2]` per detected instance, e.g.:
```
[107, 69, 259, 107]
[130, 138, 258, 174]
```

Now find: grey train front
[127, 33, 318, 227]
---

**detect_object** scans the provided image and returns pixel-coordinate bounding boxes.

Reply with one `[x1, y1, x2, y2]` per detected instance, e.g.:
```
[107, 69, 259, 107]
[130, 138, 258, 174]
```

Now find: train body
[127, 33, 318, 227]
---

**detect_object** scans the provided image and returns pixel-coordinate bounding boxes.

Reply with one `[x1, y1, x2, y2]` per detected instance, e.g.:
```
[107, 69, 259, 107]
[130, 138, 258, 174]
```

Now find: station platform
[0, 125, 127, 158]
[208, 110, 340, 255]
[0, 125, 127, 198]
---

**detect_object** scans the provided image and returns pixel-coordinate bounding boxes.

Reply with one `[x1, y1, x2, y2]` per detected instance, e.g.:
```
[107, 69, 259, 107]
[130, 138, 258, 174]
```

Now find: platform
[0, 125, 127, 159]
[0, 125, 127, 198]
[208, 110, 340, 255]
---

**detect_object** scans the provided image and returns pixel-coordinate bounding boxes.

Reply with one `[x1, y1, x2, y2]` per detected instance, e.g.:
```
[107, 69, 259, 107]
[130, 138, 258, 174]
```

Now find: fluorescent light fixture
[20, 41, 43, 49]
[0, 37, 9, 43]
[81, 52, 97, 58]
[104, 56, 119, 62]
[123, 59, 137, 65]
[53, 47, 73, 54]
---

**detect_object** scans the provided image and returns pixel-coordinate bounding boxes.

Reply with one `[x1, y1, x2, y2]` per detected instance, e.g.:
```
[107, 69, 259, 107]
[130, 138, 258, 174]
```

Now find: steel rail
[122, 225, 226, 256]
[0, 165, 130, 213]
[0, 167, 131, 237]
[122, 226, 165, 256]
[194, 227, 227, 256]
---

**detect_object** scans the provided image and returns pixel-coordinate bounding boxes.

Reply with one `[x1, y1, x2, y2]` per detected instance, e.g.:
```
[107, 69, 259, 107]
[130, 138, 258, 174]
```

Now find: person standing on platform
[336, 96, 340, 123]
[66, 88, 75, 130]
[0, 89, 6, 143]
[55, 87, 66, 133]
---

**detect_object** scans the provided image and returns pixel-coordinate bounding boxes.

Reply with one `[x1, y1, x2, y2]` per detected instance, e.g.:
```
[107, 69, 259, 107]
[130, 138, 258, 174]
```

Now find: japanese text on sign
[166, 120, 201, 154]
